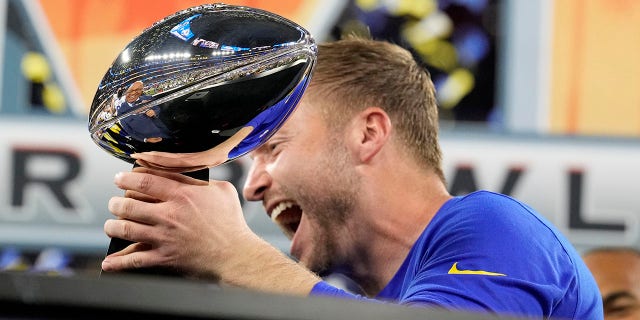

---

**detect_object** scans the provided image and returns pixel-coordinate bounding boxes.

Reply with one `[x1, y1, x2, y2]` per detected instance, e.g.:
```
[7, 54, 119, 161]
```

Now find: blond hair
[309, 37, 444, 182]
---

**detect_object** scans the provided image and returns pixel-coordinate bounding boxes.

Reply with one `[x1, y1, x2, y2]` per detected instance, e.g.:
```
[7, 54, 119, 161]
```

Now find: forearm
[217, 233, 322, 296]
[104, 170, 320, 295]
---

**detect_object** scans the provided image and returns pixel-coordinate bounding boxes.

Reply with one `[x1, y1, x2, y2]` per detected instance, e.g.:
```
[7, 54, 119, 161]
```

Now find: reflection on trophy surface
[89, 3, 316, 172]
[88, 3, 316, 275]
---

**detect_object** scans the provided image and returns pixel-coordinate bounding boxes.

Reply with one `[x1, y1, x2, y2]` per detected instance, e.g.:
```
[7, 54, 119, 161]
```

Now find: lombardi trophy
[88, 3, 316, 276]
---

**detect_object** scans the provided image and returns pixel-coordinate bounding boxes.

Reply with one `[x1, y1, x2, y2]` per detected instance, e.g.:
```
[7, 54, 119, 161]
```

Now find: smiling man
[584, 247, 640, 319]
[102, 37, 602, 318]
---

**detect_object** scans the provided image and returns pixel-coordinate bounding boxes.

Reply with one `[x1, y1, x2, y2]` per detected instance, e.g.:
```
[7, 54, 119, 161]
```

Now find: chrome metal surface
[89, 3, 316, 170]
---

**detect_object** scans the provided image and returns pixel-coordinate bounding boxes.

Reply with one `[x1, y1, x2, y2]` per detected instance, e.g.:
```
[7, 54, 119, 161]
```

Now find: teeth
[271, 201, 294, 222]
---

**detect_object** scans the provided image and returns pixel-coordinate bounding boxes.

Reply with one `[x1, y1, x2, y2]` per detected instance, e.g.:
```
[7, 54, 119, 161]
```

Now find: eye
[263, 133, 288, 156]
[604, 297, 640, 318]
[267, 141, 286, 156]
[606, 304, 639, 317]
[269, 142, 280, 152]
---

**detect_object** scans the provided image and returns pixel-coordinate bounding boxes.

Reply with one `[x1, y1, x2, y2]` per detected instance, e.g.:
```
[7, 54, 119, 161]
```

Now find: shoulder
[446, 190, 531, 214]
[399, 191, 599, 317]
[429, 191, 548, 237]
[419, 190, 581, 284]
[115, 98, 130, 112]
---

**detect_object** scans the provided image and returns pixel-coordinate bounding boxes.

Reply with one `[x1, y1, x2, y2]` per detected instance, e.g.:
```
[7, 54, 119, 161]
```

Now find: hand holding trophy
[88, 4, 316, 276]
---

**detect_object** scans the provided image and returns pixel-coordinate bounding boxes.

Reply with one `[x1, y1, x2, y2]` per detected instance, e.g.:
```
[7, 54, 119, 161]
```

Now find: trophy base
[101, 167, 210, 278]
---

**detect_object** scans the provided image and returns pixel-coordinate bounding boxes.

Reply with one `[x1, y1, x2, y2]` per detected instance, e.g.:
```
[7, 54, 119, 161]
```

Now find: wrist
[218, 233, 321, 295]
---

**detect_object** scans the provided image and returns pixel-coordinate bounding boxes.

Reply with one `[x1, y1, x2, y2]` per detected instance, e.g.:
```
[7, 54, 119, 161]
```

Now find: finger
[131, 166, 209, 186]
[134, 159, 185, 172]
[104, 218, 158, 244]
[102, 248, 163, 272]
[124, 189, 161, 203]
[108, 197, 161, 225]
[132, 151, 198, 168]
[113, 171, 182, 202]
[106, 241, 151, 258]
[132, 151, 224, 172]
[141, 163, 209, 172]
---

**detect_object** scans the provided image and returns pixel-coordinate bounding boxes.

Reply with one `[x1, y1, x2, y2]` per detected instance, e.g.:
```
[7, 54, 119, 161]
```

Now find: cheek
[270, 148, 318, 180]
[266, 152, 292, 183]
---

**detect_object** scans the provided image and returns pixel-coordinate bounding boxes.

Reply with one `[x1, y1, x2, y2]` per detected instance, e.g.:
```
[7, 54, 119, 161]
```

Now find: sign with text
[0, 119, 637, 252]
[441, 132, 640, 250]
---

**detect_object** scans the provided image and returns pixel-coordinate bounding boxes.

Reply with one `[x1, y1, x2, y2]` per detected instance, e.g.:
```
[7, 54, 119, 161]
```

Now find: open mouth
[270, 201, 302, 239]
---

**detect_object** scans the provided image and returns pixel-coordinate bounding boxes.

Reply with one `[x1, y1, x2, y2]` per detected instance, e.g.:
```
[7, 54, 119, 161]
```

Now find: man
[102, 38, 602, 318]
[116, 80, 169, 144]
[584, 247, 640, 319]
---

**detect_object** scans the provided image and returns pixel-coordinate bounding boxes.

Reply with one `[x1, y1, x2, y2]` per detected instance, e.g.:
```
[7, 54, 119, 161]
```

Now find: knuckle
[137, 174, 153, 192]
[121, 220, 133, 239]
[216, 180, 238, 195]
[173, 185, 200, 206]
[112, 198, 132, 219]
[122, 198, 135, 217]
[130, 255, 143, 269]
[173, 184, 191, 199]
[164, 211, 179, 227]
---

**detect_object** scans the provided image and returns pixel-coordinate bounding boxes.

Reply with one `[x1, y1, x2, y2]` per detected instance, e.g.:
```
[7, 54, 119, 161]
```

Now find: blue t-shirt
[310, 191, 603, 319]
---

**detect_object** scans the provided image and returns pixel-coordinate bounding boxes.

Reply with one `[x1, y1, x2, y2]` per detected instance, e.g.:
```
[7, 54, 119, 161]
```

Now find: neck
[341, 164, 451, 296]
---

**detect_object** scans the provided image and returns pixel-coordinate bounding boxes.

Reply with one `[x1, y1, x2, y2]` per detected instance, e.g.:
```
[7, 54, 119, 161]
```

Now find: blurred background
[1, 0, 639, 277]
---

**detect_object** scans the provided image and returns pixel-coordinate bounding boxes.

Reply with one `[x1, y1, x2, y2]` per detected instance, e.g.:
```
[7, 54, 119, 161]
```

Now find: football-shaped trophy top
[88, 4, 316, 170]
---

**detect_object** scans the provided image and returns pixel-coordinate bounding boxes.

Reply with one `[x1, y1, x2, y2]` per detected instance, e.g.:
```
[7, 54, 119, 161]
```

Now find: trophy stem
[100, 166, 210, 277]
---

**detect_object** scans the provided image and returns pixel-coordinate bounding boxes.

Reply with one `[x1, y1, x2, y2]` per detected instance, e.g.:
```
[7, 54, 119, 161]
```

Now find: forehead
[585, 251, 640, 292]
[277, 94, 322, 131]
[248, 96, 324, 158]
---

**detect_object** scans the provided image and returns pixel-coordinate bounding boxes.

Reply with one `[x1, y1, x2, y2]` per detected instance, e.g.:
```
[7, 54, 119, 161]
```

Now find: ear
[349, 107, 392, 163]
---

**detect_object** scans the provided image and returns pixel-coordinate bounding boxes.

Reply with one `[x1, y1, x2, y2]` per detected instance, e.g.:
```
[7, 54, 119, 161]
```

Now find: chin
[299, 253, 332, 275]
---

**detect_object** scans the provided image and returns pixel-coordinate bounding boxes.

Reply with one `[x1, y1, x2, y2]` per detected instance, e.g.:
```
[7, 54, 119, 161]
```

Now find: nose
[242, 155, 271, 202]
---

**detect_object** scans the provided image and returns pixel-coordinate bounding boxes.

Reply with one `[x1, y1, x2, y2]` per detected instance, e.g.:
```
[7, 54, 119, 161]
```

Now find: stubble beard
[284, 134, 360, 274]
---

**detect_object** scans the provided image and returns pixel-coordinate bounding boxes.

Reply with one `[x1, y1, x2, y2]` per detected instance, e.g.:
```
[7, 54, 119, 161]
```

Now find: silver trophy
[88, 4, 316, 275]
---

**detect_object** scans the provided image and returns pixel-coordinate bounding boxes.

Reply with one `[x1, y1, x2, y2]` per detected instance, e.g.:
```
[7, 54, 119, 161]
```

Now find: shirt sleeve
[310, 281, 357, 298]
[310, 281, 387, 304]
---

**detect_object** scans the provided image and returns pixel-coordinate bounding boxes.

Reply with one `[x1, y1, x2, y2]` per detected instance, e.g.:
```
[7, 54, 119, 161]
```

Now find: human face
[243, 99, 361, 274]
[125, 83, 143, 103]
[584, 250, 640, 320]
